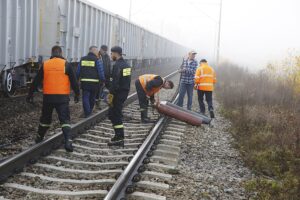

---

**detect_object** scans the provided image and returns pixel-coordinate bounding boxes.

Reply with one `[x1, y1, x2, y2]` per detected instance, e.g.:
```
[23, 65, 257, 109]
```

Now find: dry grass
[216, 60, 300, 200]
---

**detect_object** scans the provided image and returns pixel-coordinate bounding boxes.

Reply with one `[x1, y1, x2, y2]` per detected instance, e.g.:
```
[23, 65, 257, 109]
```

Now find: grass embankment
[216, 59, 300, 200]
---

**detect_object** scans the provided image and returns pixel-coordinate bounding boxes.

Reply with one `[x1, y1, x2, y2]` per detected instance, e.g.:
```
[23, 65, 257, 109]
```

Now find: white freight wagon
[0, 0, 187, 96]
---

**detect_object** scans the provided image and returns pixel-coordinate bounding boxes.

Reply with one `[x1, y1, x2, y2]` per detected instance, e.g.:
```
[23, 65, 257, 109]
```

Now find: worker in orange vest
[194, 59, 217, 118]
[26, 46, 80, 152]
[135, 74, 174, 123]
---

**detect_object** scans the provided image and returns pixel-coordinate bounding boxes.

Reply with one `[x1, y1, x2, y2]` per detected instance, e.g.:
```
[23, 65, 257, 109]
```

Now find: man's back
[110, 57, 131, 94]
[43, 57, 70, 95]
[195, 64, 217, 91]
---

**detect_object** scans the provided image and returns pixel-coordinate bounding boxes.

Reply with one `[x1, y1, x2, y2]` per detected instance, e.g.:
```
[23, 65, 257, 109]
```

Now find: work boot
[63, 127, 73, 152]
[110, 135, 121, 142]
[35, 134, 44, 143]
[209, 110, 215, 119]
[108, 136, 124, 147]
[108, 128, 124, 147]
[65, 139, 73, 152]
[35, 125, 48, 143]
[141, 110, 154, 123]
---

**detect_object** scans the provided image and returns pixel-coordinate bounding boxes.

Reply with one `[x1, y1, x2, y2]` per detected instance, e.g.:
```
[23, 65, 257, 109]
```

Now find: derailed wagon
[0, 0, 187, 97]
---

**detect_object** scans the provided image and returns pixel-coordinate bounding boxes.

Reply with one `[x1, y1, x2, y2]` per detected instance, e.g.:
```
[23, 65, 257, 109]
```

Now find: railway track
[0, 68, 173, 160]
[0, 71, 190, 200]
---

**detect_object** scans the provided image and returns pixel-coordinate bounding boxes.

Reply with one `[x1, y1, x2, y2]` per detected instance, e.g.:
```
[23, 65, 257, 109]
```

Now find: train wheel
[4, 72, 16, 97]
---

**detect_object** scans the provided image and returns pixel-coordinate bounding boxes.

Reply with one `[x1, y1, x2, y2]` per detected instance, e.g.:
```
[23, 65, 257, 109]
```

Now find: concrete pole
[216, 0, 223, 66]
[129, 0, 132, 21]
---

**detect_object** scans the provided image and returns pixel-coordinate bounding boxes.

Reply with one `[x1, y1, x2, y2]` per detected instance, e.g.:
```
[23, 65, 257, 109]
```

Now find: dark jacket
[29, 56, 80, 103]
[76, 52, 105, 90]
[109, 57, 131, 95]
[100, 52, 111, 82]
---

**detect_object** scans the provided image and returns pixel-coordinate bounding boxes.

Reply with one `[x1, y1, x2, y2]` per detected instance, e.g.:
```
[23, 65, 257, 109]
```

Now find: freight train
[0, 0, 187, 97]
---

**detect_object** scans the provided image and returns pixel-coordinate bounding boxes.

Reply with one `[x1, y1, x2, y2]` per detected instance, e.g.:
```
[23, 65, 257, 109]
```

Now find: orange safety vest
[139, 74, 164, 96]
[194, 63, 217, 91]
[43, 58, 71, 95]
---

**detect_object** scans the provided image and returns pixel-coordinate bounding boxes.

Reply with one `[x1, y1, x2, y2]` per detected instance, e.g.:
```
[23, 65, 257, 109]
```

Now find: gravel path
[166, 93, 253, 200]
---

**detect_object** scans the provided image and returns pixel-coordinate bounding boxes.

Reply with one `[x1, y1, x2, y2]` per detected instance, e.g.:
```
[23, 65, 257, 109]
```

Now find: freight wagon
[0, 0, 187, 97]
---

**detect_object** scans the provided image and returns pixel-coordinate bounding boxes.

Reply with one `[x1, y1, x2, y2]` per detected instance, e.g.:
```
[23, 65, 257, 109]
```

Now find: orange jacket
[194, 63, 217, 91]
[139, 74, 164, 96]
[43, 58, 70, 95]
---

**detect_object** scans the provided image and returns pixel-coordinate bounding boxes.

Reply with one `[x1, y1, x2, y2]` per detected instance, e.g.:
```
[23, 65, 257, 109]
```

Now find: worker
[76, 46, 105, 118]
[194, 59, 217, 118]
[177, 51, 198, 110]
[95, 45, 111, 109]
[26, 46, 80, 152]
[135, 74, 174, 123]
[107, 46, 132, 147]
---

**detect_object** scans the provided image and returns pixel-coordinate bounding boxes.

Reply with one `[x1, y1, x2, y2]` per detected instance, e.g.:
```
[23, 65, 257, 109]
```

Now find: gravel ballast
[165, 93, 253, 200]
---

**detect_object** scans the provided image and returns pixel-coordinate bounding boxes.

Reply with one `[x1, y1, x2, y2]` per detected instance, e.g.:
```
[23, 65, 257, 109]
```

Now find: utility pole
[129, 0, 132, 21]
[216, 0, 223, 66]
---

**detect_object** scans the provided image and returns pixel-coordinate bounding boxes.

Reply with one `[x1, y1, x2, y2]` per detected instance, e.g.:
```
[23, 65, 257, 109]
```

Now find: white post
[216, 0, 223, 66]
[129, 0, 132, 21]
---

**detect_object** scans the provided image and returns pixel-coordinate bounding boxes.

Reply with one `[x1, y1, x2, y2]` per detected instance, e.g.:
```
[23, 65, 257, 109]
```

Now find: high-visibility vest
[194, 64, 217, 91]
[43, 58, 70, 95]
[139, 74, 164, 96]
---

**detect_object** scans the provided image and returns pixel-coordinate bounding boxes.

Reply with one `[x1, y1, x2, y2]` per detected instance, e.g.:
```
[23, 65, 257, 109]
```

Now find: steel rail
[104, 92, 179, 200]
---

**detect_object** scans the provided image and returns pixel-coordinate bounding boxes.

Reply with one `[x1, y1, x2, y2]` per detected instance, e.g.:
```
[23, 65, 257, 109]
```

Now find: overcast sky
[88, 0, 300, 70]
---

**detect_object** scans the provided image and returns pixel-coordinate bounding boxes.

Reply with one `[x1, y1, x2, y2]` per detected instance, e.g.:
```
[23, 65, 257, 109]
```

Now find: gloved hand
[194, 84, 199, 90]
[107, 93, 114, 107]
[74, 94, 80, 103]
[26, 94, 34, 104]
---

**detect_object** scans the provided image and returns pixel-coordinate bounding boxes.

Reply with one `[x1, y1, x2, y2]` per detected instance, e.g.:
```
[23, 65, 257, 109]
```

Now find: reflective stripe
[114, 124, 124, 129]
[194, 76, 200, 78]
[200, 74, 214, 78]
[62, 124, 71, 128]
[123, 68, 131, 76]
[199, 83, 214, 86]
[80, 78, 99, 82]
[81, 60, 95, 67]
[39, 123, 51, 127]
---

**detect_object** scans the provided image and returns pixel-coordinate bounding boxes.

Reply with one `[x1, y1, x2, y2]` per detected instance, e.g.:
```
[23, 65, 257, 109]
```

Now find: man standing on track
[177, 51, 198, 110]
[95, 45, 111, 109]
[194, 59, 217, 118]
[135, 74, 174, 123]
[26, 46, 80, 152]
[77, 46, 105, 118]
[107, 46, 132, 147]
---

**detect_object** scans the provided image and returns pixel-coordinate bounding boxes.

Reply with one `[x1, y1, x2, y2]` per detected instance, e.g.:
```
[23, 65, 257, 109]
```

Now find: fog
[88, 0, 300, 70]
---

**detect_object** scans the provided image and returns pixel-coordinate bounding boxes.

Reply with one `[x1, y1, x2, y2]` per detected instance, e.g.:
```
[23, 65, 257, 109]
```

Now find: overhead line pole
[129, 0, 132, 21]
[216, 0, 223, 66]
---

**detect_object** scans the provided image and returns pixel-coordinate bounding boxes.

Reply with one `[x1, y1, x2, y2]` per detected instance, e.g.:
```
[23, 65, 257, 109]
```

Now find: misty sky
[88, 0, 300, 70]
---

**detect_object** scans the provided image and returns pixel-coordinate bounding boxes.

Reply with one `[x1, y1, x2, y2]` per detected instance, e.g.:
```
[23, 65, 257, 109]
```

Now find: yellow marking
[81, 61, 95, 67]
[123, 68, 131, 76]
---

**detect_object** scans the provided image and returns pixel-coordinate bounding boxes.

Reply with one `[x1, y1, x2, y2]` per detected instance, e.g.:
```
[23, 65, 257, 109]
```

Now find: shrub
[216, 54, 300, 199]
